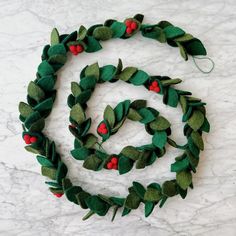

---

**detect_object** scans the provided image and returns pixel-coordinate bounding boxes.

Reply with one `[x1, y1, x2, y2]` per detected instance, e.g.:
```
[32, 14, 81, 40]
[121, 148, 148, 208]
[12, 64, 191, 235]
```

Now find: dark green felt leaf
[36, 155, 54, 167]
[75, 90, 92, 104]
[34, 98, 53, 112]
[145, 201, 155, 217]
[28, 81, 45, 102]
[76, 191, 91, 209]
[162, 181, 177, 197]
[83, 134, 98, 148]
[121, 146, 140, 160]
[37, 75, 56, 92]
[118, 155, 134, 175]
[110, 21, 126, 38]
[176, 171, 192, 190]
[93, 26, 113, 41]
[174, 33, 194, 43]
[163, 26, 185, 39]
[152, 131, 167, 149]
[19, 102, 33, 118]
[70, 104, 85, 124]
[65, 186, 82, 204]
[56, 161, 68, 184]
[130, 100, 147, 109]
[171, 157, 189, 172]
[138, 108, 156, 124]
[48, 43, 66, 57]
[51, 28, 60, 46]
[104, 105, 115, 127]
[85, 62, 100, 81]
[184, 39, 207, 56]
[133, 181, 146, 199]
[187, 110, 204, 131]
[117, 67, 137, 81]
[85, 36, 102, 53]
[80, 76, 96, 90]
[129, 70, 149, 85]
[83, 154, 102, 171]
[150, 116, 171, 131]
[167, 87, 179, 107]
[125, 192, 141, 209]
[71, 147, 91, 160]
[37, 61, 54, 77]
[144, 187, 162, 201]
[100, 65, 116, 81]
[201, 117, 210, 133]
[29, 117, 45, 132]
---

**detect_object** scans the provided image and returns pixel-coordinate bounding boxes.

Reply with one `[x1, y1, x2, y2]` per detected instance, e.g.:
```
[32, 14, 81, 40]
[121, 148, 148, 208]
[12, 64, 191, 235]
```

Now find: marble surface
[0, 0, 236, 235]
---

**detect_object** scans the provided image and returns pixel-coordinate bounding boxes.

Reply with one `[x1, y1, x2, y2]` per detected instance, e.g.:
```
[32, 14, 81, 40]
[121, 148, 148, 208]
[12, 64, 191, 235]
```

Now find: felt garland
[18, 14, 210, 220]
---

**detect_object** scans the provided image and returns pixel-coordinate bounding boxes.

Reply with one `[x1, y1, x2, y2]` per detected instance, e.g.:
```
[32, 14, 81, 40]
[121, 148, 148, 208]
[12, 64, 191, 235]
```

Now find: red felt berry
[76, 44, 84, 53]
[111, 157, 118, 165]
[107, 162, 113, 169]
[149, 85, 154, 91]
[100, 123, 106, 129]
[130, 22, 138, 30]
[30, 136, 38, 143]
[152, 81, 158, 87]
[154, 87, 160, 93]
[126, 27, 132, 34]
[112, 164, 118, 170]
[102, 128, 108, 134]
[125, 19, 132, 27]
[23, 134, 31, 144]
[69, 45, 76, 52]
[53, 193, 63, 198]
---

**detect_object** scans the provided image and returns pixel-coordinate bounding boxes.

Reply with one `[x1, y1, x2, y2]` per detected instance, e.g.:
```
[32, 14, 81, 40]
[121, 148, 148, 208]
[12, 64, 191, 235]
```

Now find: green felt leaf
[187, 110, 204, 131]
[48, 54, 67, 65]
[138, 108, 156, 124]
[65, 186, 82, 204]
[34, 98, 53, 112]
[24, 111, 41, 129]
[37, 61, 54, 77]
[117, 67, 137, 81]
[85, 36, 102, 53]
[129, 70, 149, 85]
[130, 100, 147, 109]
[186, 148, 199, 168]
[71, 82, 81, 97]
[36, 155, 54, 167]
[144, 187, 162, 201]
[41, 166, 56, 180]
[171, 157, 189, 172]
[177, 42, 188, 61]
[150, 116, 171, 131]
[83, 154, 102, 171]
[145, 201, 155, 217]
[76, 191, 91, 209]
[70, 104, 86, 124]
[114, 102, 124, 122]
[71, 147, 91, 160]
[78, 25, 87, 40]
[80, 76, 96, 90]
[48, 43, 67, 57]
[85, 62, 100, 81]
[127, 108, 142, 121]
[125, 192, 141, 209]
[163, 26, 185, 39]
[201, 117, 210, 133]
[37, 75, 56, 92]
[85, 195, 110, 216]
[110, 197, 125, 206]
[29, 117, 45, 132]
[100, 65, 116, 81]
[75, 90, 92, 104]
[110, 21, 126, 38]
[152, 131, 167, 149]
[176, 171, 192, 190]
[191, 131, 204, 150]
[83, 134, 98, 148]
[162, 181, 177, 197]
[167, 87, 179, 107]
[174, 33, 194, 43]
[123, 100, 131, 116]
[184, 39, 207, 56]
[133, 181, 146, 199]
[93, 26, 113, 41]
[118, 155, 134, 175]
[56, 161, 68, 184]
[121, 146, 140, 161]
[28, 81, 45, 102]
[104, 105, 115, 127]
[51, 28, 60, 46]
[18, 102, 33, 118]
[180, 95, 187, 113]
[25, 145, 41, 154]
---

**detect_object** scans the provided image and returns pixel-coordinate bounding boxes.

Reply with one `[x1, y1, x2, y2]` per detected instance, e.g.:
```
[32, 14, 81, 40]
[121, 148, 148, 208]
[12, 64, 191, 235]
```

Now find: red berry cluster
[69, 44, 84, 55]
[23, 134, 38, 144]
[53, 193, 63, 198]
[97, 122, 108, 135]
[149, 81, 160, 93]
[125, 19, 138, 34]
[106, 157, 118, 170]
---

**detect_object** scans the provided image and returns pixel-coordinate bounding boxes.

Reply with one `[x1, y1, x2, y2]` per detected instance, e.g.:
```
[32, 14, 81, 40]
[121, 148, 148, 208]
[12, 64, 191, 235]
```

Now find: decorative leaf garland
[18, 14, 210, 220]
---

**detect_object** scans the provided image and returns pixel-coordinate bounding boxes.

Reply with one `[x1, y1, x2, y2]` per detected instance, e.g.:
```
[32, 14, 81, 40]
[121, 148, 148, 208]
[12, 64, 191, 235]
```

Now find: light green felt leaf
[176, 171, 192, 190]
[104, 105, 115, 127]
[187, 110, 204, 131]
[191, 131, 204, 150]
[50, 28, 60, 46]
[70, 104, 86, 124]
[144, 187, 162, 201]
[93, 26, 113, 41]
[71, 82, 81, 97]
[18, 102, 34, 118]
[117, 67, 137, 81]
[150, 116, 171, 131]
[27, 81, 45, 102]
[83, 154, 102, 171]
[85, 62, 100, 81]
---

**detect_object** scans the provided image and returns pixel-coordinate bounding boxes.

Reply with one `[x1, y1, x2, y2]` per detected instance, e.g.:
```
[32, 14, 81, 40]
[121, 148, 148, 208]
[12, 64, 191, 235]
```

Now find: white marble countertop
[0, 0, 236, 235]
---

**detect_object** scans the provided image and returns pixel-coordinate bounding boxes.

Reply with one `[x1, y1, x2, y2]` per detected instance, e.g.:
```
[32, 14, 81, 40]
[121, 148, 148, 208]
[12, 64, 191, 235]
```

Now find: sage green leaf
[130, 99, 147, 109]
[121, 146, 140, 160]
[176, 42, 188, 61]
[83, 154, 102, 171]
[110, 21, 126, 38]
[191, 131, 204, 150]
[41, 166, 56, 180]
[127, 108, 142, 121]
[29, 118, 45, 132]
[71, 82, 81, 97]
[150, 116, 171, 131]
[85, 36, 102, 53]
[100, 65, 116, 81]
[176, 171, 192, 190]
[51, 28, 60, 46]
[27, 81, 45, 102]
[187, 110, 204, 131]
[144, 187, 162, 201]
[75, 90, 92, 104]
[78, 25, 87, 40]
[180, 95, 187, 113]
[70, 104, 85, 124]
[25, 145, 41, 154]
[167, 87, 179, 107]
[83, 134, 98, 148]
[118, 155, 134, 175]
[171, 158, 189, 172]
[104, 105, 115, 127]
[129, 70, 149, 85]
[152, 131, 167, 149]
[18, 102, 33, 118]
[125, 192, 141, 209]
[117, 67, 137, 81]
[93, 26, 113, 41]
[163, 26, 185, 39]
[24, 111, 41, 129]
[174, 33, 194, 42]
[133, 182, 146, 199]
[162, 181, 177, 197]
[85, 62, 100, 80]
[145, 201, 155, 217]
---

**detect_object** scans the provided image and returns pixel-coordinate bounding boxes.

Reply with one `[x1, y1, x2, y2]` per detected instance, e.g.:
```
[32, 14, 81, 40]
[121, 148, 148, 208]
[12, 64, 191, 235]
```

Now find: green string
[192, 56, 215, 74]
